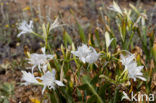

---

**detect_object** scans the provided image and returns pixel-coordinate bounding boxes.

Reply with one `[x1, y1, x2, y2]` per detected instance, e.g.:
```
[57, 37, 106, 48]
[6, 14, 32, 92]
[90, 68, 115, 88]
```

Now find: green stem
[113, 87, 119, 103]
[47, 43, 53, 54]
[99, 75, 116, 84]
[54, 91, 60, 103]
[49, 91, 58, 103]
[47, 63, 52, 72]
[32, 32, 43, 39]
[87, 82, 104, 103]
[127, 32, 134, 50]
[45, 37, 48, 49]
[118, 69, 127, 81]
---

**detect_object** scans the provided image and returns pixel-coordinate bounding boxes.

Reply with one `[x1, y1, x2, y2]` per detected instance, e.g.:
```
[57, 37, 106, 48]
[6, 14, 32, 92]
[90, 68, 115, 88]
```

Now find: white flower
[85, 47, 101, 64]
[21, 71, 39, 85]
[120, 53, 146, 81]
[108, 1, 123, 15]
[28, 47, 54, 72]
[127, 62, 146, 81]
[120, 53, 135, 69]
[39, 69, 65, 94]
[121, 91, 130, 101]
[21, 69, 64, 94]
[17, 20, 33, 37]
[71, 44, 100, 64]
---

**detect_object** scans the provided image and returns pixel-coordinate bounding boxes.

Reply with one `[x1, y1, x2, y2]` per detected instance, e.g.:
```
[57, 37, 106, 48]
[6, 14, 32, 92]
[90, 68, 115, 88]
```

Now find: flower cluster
[17, 17, 62, 38]
[22, 69, 64, 94]
[120, 53, 146, 81]
[21, 47, 64, 94]
[16, 2, 151, 102]
[21, 44, 100, 94]
[17, 11, 148, 101]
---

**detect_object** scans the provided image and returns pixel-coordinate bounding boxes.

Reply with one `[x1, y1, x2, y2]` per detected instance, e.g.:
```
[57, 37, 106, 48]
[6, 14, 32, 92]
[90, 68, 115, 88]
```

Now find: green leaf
[99, 75, 116, 84]
[153, 43, 156, 62]
[82, 75, 91, 84]
[71, 43, 80, 68]
[99, 83, 112, 102]
[113, 87, 120, 103]
[59, 88, 73, 103]
[129, 4, 139, 14]
[95, 30, 100, 47]
[78, 84, 88, 90]
[42, 24, 47, 39]
[82, 76, 104, 103]
[49, 91, 58, 103]
[0, 82, 14, 96]
[121, 19, 126, 43]
[77, 88, 83, 101]
[77, 22, 87, 43]
[53, 58, 61, 72]
[63, 31, 73, 47]
[90, 75, 99, 85]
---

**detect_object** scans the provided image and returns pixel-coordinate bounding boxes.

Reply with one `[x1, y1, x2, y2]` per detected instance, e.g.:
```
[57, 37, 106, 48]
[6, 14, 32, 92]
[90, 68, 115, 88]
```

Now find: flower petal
[55, 80, 65, 86]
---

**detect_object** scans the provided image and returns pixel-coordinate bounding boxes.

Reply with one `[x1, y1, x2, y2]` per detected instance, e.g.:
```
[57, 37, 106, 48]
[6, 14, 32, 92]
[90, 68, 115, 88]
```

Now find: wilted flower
[108, 1, 123, 15]
[17, 20, 33, 37]
[39, 69, 65, 94]
[28, 47, 54, 72]
[71, 44, 100, 64]
[127, 62, 146, 81]
[21, 71, 39, 85]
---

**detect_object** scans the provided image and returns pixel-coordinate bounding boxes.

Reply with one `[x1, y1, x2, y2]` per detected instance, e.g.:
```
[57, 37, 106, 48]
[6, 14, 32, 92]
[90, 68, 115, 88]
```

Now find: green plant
[14, 1, 156, 103]
[0, 82, 14, 103]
